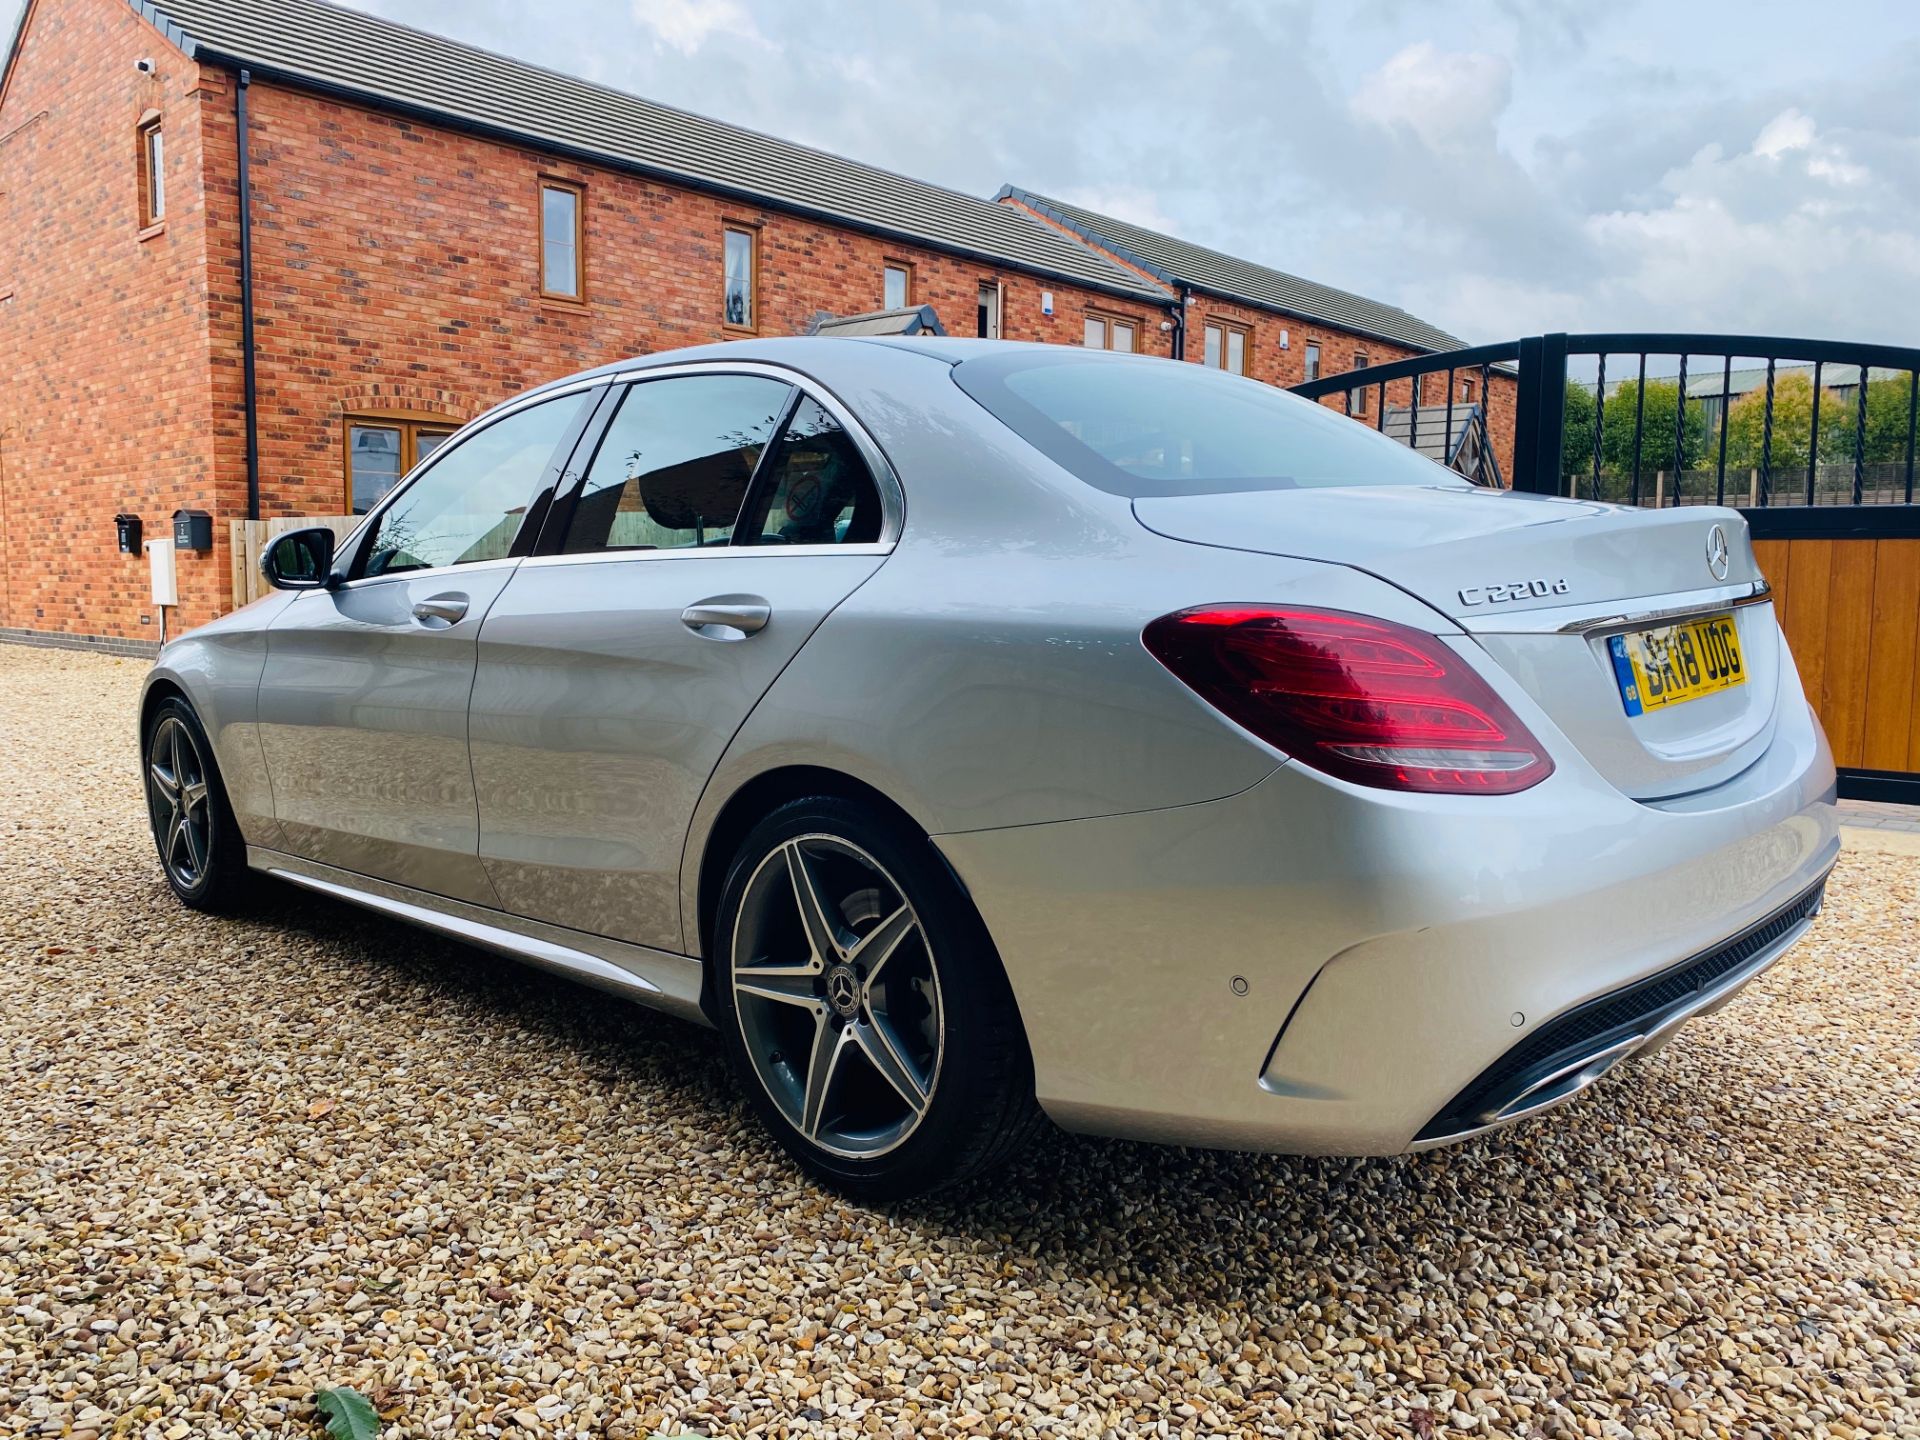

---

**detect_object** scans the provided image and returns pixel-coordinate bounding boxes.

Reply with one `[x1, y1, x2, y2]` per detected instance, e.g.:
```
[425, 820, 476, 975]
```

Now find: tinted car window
[563, 375, 791, 553]
[952, 351, 1472, 499]
[361, 394, 582, 576]
[739, 398, 884, 546]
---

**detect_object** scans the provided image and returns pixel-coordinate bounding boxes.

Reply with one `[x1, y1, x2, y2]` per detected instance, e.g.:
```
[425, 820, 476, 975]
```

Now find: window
[360, 395, 582, 576]
[883, 262, 912, 310]
[723, 226, 756, 329]
[1352, 353, 1370, 415]
[1460, 375, 1477, 403]
[345, 416, 459, 514]
[951, 351, 1467, 500]
[977, 282, 1002, 339]
[1083, 312, 1136, 352]
[1304, 342, 1321, 382]
[1203, 321, 1250, 375]
[137, 115, 164, 226]
[740, 398, 884, 546]
[562, 374, 790, 553]
[539, 180, 583, 300]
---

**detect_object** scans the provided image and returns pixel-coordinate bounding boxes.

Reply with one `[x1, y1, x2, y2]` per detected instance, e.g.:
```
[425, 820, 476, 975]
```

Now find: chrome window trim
[339, 376, 616, 567]
[521, 542, 891, 570]
[327, 556, 523, 593]
[583, 360, 906, 549]
[1455, 579, 1771, 636]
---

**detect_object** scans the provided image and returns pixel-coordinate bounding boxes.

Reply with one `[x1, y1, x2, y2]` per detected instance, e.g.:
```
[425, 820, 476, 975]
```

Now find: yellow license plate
[1607, 614, 1746, 716]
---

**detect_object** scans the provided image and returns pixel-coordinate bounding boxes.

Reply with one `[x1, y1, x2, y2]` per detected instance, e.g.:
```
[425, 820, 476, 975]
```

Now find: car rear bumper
[934, 687, 1839, 1156]
[1407, 876, 1826, 1148]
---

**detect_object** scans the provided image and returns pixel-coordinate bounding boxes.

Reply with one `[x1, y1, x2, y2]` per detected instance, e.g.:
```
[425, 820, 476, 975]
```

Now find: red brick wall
[0, 0, 231, 641]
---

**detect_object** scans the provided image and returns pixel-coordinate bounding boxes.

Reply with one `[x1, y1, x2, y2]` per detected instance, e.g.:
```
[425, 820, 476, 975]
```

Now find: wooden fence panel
[1758, 536, 1920, 778]
[228, 516, 358, 609]
[1863, 541, 1920, 772]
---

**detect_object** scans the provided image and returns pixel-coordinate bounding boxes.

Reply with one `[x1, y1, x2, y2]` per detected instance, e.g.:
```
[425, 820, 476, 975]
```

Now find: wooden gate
[1755, 537, 1920, 794]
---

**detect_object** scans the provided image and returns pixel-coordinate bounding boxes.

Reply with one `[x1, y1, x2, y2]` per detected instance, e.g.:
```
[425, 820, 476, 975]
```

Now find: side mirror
[261, 527, 338, 591]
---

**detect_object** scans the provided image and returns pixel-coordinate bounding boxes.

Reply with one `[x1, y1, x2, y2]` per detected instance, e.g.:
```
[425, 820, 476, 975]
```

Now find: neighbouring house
[0, 0, 1498, 653]
[996, 186, 1517, 480]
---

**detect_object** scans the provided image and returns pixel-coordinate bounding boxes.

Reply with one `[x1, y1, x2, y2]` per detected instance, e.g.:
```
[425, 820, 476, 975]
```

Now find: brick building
[998, 187, 1517, 482]
[0, 0, 1504, 653]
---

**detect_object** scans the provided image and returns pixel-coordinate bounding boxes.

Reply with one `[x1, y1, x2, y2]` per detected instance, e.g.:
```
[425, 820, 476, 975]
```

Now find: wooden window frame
[342, 409, 462, 514]
[537, 177, 586, 303]
[1203, 319, 1252, 375]
[882, 259, 914, 310]
[136, 111, 164, 228]
[1083, 309, 1139, 352]
[722, 222, 761, 334]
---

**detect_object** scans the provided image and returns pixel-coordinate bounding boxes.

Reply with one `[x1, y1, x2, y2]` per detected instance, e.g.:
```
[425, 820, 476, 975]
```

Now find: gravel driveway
[3, 641, 1917, 1440]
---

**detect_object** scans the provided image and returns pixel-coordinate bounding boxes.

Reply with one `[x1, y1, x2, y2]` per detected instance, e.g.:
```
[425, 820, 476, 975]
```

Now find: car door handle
[411, 594, 470, 627]
[681, 599, 771, 639]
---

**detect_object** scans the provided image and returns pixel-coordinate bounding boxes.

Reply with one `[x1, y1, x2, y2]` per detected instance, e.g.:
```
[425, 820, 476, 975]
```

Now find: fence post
[1510, 333, 1568, 494]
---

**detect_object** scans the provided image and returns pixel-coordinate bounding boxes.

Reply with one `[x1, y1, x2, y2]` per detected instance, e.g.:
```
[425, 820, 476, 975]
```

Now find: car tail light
[1142, 605, 1554, 795]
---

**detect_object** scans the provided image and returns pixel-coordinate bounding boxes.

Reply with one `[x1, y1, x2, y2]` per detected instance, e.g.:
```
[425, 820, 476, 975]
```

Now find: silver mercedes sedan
[141, 338, 1839, 1198]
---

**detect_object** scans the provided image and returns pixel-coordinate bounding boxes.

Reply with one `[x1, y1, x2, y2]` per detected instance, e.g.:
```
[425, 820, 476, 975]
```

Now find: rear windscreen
[952, 350, 1472, 499]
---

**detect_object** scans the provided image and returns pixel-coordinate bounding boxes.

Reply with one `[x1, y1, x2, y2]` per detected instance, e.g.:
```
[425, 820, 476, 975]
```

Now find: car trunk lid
[1134, 485, 1783, 799]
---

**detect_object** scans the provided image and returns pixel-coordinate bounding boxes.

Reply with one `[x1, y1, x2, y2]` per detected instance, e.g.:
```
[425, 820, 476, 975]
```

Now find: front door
[256, 390, 591, 902]
[470, 376, 893, 950]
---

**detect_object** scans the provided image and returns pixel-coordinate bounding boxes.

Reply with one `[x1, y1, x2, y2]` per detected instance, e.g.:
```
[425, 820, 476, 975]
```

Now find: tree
[1561, 382, 1596, 482]
[1599, 379, 1707, 477]
[1725, 372, 1831, 473]
[1825, 376, 1916, 465]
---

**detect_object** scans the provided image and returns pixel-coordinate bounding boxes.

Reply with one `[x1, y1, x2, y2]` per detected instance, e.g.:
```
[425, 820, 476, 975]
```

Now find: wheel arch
[691, 764, 930, 974]
[139, 674, 190, 738]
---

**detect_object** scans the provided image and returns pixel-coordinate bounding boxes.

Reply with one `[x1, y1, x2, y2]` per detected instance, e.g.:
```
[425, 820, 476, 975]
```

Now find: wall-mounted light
[135, 58, 156, 74]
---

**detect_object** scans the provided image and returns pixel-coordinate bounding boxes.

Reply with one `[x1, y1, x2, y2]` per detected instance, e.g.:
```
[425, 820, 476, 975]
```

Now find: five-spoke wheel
[147, 713, 214, 891]
[731, 836, 942, 1159]
[714, 796, 1040, 1198]
[143, 696, 246, 910]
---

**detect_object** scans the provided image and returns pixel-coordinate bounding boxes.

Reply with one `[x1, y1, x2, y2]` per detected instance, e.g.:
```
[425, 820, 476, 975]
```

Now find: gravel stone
[3, 642, 1917, 1438]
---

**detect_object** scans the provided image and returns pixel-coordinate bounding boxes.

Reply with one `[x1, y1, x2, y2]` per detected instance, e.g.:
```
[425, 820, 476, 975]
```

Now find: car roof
[504, 335, 1100, 409]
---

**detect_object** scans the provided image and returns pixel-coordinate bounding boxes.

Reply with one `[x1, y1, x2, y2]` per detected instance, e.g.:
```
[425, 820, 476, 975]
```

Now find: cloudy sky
[10, 0, 1917, 345]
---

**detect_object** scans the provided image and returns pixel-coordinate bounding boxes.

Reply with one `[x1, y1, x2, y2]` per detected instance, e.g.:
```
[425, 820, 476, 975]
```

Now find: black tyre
[143, 695, 252, 912]
[712, 795, 1042, 1200]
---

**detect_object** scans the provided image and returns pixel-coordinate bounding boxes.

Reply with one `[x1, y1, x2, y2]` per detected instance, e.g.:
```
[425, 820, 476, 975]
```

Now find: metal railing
[1291, 333, 1920, 539]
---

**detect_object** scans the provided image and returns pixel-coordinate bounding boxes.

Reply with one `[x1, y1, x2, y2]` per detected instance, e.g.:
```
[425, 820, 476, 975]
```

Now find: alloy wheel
[147, 715, 213, 890]
[730, 835, 944, 1159]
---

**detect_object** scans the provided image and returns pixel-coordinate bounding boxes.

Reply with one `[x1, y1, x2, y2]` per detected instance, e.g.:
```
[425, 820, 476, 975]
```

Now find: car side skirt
[247, 847, 711, 1025]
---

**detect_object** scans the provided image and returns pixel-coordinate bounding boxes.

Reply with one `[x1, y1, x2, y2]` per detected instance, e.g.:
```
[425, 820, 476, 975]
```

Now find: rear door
[469, 369, 895, 951]
[257, 388, 596, 902]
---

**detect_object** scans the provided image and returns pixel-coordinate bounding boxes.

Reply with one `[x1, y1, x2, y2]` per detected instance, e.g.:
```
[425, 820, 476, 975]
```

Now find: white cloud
[1050, 185, 1180, 236]
[1350, 42, 1511, 152]
[628, 0, 766, 55]
[1752, 109, 1816, 159]
[1437, 107, 1920, 338]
